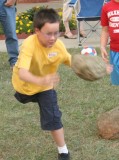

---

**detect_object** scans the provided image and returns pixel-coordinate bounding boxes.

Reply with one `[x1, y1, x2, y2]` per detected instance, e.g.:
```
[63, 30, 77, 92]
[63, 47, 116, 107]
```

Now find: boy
[100, 0, 119, 85]
[12, 9, 71, 160]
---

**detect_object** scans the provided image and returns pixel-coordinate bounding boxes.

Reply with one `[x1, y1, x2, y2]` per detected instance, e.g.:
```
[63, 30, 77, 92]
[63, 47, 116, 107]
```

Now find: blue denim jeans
[0, 0, 18, 66]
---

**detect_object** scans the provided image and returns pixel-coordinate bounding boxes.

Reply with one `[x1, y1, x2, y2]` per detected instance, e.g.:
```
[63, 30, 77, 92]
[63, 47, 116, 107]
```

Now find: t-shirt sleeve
[58, 40, 71, 67]
[63, 51, 71, 67]
[101, 6, 109, 26]
[17, 39, 34, 70]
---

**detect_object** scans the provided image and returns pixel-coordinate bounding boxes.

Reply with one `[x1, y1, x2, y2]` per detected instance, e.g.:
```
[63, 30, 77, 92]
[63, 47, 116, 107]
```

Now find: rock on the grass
[97, 107, 119, 139]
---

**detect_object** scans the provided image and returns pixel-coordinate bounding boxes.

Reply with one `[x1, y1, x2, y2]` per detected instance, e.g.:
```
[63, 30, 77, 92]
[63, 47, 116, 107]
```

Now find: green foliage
[0, 6, 77, 35]
[0, 22, 3, 34]
[1, 48, 119, 160]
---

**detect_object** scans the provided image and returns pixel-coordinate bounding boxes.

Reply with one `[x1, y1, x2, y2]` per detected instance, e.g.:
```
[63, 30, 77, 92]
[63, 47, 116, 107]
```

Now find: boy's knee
[41, 118, 63, 131]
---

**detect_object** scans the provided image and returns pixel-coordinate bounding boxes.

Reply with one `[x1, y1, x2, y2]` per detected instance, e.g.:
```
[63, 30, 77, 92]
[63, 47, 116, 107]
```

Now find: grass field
[0, 49, 119, 160]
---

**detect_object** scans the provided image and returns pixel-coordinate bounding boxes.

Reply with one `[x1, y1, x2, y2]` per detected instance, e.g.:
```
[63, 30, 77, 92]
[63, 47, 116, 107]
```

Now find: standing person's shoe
[64, 31, 77, 39]
[64, 34, 77, 39]
[58, 153, 70, 160]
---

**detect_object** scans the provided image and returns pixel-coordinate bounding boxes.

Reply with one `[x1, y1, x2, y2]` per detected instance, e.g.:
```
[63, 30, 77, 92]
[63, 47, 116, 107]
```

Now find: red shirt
[101, 0, 119, 51]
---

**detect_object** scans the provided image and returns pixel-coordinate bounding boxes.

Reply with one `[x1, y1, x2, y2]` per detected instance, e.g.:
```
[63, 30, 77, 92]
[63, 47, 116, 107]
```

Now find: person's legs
[51, 128, 70, 160]
[0, 5, 18, 66]
[80, 21, 86, 37]
[51, 128, 65, 147]
[63, 20, 77, 39]
[77, 0, 86, 37]
[63, 0, 76, 39]
[14, 90, 70, 159]
[63, 0, 85, 39]
[37, 89, 70, 159]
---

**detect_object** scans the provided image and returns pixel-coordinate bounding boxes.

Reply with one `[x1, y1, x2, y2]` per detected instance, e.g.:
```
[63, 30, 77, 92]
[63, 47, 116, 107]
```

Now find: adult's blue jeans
[0, 0, 19, 66]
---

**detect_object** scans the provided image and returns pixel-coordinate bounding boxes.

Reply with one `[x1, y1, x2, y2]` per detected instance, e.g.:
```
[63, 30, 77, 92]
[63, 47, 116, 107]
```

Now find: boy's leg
[51, 128, 65, 147]
[37, 90, 70, 159]
[14, 90, 70, 159]
[51, 128, 70, 160]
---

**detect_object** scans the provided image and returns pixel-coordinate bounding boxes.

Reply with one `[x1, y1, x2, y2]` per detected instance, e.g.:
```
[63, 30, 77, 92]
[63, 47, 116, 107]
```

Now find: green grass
[0, 49, 119, 160]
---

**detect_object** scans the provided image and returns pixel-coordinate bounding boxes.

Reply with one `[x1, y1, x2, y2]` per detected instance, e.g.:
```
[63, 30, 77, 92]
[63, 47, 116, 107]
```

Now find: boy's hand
[40, 73, 60, 87]
[4, 0, 16, 6]
[101, 46, 109, 63]
[106, 63, 113, 74]
[19, 68, 60, 87]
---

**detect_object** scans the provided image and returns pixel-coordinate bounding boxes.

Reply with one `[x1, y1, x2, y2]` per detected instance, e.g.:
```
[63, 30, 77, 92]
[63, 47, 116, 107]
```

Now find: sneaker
[58, 153, 70, 160]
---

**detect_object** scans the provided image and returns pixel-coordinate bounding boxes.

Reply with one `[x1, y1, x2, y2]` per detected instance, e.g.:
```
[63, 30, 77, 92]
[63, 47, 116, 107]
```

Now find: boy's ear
[35, 28, 40, 33]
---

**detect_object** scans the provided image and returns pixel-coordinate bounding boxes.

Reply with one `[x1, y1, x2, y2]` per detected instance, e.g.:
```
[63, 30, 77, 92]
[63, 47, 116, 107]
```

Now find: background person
[0, 0, 19, 67]
[63, 0, 86, 39]
[100, 0, 119, 85]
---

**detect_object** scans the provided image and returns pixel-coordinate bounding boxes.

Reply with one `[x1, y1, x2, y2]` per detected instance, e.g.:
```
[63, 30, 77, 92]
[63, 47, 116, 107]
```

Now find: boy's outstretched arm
[100, 26, 109, 63]
[18, 68, 60, 87]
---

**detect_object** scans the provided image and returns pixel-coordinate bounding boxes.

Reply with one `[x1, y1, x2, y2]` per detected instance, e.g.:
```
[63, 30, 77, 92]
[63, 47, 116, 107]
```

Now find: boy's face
[115, 0, 119, 2]
[35, 22, 60, 48]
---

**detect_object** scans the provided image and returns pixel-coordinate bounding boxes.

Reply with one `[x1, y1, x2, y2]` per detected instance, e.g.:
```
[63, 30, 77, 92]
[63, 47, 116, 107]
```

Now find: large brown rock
[97, 107, 119, 139]
[71, 55, 107, 81]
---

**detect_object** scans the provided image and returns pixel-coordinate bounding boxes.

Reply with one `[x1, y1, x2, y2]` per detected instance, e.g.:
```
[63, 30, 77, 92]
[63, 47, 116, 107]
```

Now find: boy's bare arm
[100, 26, 109, 62]
[18, 68, 60, 87]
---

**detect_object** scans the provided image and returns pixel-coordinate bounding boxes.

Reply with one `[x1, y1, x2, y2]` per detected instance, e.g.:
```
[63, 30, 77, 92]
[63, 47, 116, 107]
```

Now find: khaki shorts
[63, 0, 80, 22]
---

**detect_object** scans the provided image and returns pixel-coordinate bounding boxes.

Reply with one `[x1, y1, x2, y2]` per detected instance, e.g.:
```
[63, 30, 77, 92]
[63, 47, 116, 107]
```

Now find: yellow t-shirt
[12, 34, 71, 95]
